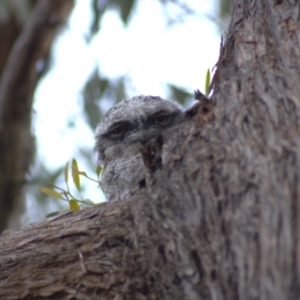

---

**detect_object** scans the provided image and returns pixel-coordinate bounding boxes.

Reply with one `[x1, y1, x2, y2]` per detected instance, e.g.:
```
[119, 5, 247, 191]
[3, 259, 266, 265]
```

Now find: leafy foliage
[83, 69, 107, 128]
[89, 0, 136, 41]
[218, 0, 231, 19]
[40, 159, 102, 216]
[83, 70, 127, 129]
[168, 84, 192, 107]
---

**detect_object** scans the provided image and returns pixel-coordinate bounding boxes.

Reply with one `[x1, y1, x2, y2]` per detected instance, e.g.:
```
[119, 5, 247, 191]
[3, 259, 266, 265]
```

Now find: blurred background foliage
[0, 0, 230, 227]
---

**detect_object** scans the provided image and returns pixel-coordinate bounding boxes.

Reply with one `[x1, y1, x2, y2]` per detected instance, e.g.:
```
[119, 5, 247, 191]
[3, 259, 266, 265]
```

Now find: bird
[95, 95, 183, 202]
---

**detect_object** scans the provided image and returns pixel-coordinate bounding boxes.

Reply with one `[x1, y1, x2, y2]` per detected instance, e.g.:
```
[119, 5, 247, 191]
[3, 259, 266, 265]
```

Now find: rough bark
[1, 0, 300, 299]
[0, 0, 75, 232]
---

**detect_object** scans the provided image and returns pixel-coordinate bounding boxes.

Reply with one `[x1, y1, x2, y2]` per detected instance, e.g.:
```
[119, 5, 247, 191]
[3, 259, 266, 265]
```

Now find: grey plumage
[95, 95, 183, 201]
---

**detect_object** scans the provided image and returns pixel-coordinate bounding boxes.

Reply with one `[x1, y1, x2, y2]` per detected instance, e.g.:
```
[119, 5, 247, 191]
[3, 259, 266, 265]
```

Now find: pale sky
[28, 0, 221, 221]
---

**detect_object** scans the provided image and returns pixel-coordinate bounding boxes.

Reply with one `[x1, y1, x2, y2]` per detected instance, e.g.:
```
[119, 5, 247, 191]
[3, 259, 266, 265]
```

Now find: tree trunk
[0, 0, 74, 232]
[1, 0, 300, 299]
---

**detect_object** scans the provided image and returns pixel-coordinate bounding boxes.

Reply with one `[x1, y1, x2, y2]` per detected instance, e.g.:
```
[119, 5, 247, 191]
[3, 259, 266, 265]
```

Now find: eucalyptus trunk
[1, 1, 300, 299]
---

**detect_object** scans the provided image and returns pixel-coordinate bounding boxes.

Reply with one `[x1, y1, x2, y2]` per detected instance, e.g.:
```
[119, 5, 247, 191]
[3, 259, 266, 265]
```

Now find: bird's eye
[110, 123, 127, 137]
[154, 114, 169, 125]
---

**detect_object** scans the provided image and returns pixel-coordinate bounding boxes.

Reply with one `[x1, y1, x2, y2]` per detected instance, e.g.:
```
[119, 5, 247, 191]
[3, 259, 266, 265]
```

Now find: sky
[27, 0, 221, 222]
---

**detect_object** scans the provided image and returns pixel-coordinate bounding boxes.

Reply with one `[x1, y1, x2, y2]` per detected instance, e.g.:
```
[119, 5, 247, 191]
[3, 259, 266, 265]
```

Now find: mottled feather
[95, 95, 183, 201]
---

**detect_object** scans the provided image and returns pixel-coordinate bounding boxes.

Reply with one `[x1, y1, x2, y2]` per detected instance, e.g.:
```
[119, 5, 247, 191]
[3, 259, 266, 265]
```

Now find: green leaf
[219, 0, 231, 19]
[119, 0, 135, 24]
[96, 165, 102, 177]
[205, 68, 211, 96]
[168, 84, 191, 106]
[46, 210, 60, 218]
[40, 187, 63, 199]
[78, 171, 88, 177]
[72, 159, 81, 191]
[83, 69, 106, 128]
[69, 199, 80, 211]
[64, 161, 69, 183]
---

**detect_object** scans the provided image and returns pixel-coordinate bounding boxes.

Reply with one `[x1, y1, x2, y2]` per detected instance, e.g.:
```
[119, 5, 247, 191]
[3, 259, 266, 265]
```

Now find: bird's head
[95, 95, 183, 165]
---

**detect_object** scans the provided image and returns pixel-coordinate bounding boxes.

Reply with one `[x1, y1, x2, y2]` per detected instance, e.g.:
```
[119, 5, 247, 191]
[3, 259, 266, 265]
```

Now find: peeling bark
[0, 0, 300, 299]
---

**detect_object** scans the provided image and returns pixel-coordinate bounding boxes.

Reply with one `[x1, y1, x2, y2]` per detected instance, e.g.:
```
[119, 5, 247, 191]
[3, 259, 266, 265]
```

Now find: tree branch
[0, 0, 75, 232]
[0, 0, 300, 299]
